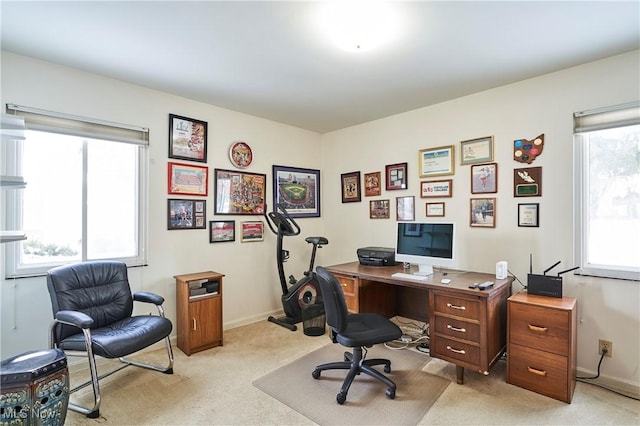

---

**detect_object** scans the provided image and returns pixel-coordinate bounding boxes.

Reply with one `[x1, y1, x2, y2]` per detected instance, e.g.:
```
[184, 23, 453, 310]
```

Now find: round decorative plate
[229, 141, 253, 169]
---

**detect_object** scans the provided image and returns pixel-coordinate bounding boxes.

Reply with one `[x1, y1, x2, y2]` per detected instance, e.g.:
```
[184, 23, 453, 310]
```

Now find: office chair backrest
[315, 266, 348, 334]
[47, 261, 134, 340]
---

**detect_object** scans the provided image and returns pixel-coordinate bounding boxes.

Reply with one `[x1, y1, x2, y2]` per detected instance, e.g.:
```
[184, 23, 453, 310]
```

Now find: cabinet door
[189, 296, 221, 349]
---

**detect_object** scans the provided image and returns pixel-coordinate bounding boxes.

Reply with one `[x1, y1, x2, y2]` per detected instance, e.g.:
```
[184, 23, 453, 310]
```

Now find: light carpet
[252, 343, 450, 426]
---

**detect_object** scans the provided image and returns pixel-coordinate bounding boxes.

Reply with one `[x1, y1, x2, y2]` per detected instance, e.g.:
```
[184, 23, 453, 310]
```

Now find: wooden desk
[325, 261, 514, 384]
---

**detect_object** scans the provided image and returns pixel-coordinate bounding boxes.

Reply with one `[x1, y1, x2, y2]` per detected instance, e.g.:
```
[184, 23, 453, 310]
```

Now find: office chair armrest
[54, 310, 94, 329]
[133, 291, 165, 306]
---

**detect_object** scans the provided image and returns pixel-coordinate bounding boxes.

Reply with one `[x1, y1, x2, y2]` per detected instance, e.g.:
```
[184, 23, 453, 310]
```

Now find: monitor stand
[415, 264, 434, 276]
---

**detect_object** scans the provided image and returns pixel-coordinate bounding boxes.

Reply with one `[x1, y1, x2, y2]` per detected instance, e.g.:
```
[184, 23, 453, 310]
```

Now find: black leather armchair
[47, 260, 174, 418]
[312, 266, 402, 404]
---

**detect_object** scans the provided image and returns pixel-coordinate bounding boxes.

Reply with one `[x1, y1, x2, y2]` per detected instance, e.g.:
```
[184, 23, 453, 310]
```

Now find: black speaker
[527, 274, 563, 298]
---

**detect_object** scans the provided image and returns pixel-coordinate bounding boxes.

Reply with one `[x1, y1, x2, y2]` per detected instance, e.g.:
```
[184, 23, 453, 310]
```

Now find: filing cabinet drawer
[434, 315, 480, 343]
[432, 335, 480, 367]
[509, 301, 570, 356]
[434, 292, 480, 321]
[508, 343, 569, 402]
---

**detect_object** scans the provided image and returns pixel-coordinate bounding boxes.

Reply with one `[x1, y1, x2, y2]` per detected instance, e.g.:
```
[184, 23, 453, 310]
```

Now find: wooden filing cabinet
[507, 291, 577, 403]
[175, 271, 224, 356]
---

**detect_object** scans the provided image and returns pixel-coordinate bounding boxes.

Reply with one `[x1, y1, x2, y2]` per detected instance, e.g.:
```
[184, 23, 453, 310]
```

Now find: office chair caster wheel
[336, 392, 347, 404]
[312, 369, 321, 379]
[386, 388, 396, 399]
[384, 364, 391, 373]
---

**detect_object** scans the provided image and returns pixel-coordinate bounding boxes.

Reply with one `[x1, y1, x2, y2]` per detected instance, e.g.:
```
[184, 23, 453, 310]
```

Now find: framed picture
[168, 199, 206, 230]
[209, 220, 235, 243]
[369, 199, 390, 219]
[168, 114, 207, 163]
[364, 171, 382, 197]
[420, 179, 452, 198]
[514, 166, 542, 197]
[419, 145, 455, 178]
[396, 196, 415, 221]
[470, 198, 496, 228]
[385, 162, 408, 190]
[214, 169, 266, 215]
[471, 163, 498, 194]
[426, 202, 445, 217]
[272, 165, 320, 218]
[241, 221, 264, 242]
[168, 162, 208, 196]
[518, 203, 540, 227]
[460, 136, 493, 165]
[341, 171, 361, 203]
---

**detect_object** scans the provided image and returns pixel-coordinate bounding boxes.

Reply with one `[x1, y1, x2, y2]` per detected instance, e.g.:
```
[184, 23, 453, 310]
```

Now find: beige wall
[319, 50, 640, 389]
[2, 49, 638, 391]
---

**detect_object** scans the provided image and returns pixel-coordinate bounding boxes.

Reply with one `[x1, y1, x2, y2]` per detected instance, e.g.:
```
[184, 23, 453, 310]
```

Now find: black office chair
[46, 260, 174, 418]
[312, 266, 402, 404]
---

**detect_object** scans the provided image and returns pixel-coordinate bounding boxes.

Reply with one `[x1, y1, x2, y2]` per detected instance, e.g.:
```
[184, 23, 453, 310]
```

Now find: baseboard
[576, 367, 640, 399]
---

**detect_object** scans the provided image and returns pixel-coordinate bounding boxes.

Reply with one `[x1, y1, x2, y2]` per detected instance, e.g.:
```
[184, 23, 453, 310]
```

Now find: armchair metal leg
[119, 335, 175, 374]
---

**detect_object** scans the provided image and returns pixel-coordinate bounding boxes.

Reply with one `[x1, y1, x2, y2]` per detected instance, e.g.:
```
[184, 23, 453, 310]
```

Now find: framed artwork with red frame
[385, 162, 408, 190]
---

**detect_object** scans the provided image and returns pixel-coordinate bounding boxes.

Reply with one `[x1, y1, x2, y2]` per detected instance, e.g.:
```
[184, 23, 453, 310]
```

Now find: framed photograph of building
[272, 165, 320, 217]
[168, 162, 208, 196]
[241, 221, 264, 242]
[369, 199, 390, 219]
[209, 220, 235, 243]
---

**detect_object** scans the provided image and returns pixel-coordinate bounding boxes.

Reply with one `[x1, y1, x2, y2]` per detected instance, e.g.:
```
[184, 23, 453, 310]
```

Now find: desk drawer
[434, 315, 480, 343]
[507, 343, 569, 402]
[336, 275, 356, 296]
[509, 302, 570, 356]
[434, 293, 480, 320]
[432, 335, 480, 366]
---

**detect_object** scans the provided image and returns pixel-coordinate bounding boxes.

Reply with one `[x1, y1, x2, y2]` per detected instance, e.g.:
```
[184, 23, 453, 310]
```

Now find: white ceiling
[1, 1, 639, 133]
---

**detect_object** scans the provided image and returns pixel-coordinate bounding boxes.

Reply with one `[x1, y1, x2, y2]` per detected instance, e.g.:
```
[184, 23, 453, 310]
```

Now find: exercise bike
[264, 203, 328, 331]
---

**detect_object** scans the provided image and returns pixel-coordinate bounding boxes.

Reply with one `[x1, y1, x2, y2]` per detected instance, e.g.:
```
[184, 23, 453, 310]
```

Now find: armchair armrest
[134, 292, 165, 305]
[55, 310, 94, 329]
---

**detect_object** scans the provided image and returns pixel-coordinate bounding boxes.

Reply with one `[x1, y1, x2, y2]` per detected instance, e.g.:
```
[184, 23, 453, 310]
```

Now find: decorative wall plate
[229, 141, 253, 169]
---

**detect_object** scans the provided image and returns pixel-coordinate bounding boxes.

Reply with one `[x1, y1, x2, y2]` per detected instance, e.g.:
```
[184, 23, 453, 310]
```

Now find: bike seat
[305, 236, 329, 246]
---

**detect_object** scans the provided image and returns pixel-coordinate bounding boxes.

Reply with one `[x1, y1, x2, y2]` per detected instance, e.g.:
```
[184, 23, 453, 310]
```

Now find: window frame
[573, 102, 640, 281]
[3, 106, 149, 278]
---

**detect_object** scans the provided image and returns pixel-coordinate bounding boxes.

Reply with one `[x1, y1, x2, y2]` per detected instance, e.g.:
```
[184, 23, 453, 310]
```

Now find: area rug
[252, 344, 450, 425]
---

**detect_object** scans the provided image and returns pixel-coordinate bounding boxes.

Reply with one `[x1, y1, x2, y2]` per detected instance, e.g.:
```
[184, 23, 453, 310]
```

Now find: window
[4, 105, 148, 277]
[574, 102, 640, 281]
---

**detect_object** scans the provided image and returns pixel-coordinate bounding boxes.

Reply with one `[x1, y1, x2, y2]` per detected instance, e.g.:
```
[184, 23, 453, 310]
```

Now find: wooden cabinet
[507, 291, 577, 403]
[174, 271, 224, 356]
[430, 287, 510, 384]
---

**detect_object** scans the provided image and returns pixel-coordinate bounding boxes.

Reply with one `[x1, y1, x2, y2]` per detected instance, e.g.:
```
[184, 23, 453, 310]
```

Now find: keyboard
[391, 272, 429, 281]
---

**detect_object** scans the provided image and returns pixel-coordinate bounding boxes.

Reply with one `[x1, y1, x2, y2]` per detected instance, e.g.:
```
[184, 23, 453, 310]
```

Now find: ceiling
[1, 1, 639, 133]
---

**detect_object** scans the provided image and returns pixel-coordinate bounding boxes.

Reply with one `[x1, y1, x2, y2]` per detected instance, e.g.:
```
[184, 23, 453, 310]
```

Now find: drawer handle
[447, 324, 466, 333]
[527, 366, 547, 377]
[527, 324, 548, 333]
[446, 345, 466, 355]
[446, 303, 466, 311]
[341, 283, 347, 287]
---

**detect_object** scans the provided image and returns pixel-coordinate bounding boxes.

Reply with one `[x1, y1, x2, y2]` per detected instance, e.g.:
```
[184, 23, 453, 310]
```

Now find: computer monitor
[395, 222, 455, 276]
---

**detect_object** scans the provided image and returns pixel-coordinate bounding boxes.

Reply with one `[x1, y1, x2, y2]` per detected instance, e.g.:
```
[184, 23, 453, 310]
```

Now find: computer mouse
[440, 278, 451, 284]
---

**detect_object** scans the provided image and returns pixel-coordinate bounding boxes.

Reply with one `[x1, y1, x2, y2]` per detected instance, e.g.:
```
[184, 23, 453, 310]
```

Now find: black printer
[357, 247, 396, 266]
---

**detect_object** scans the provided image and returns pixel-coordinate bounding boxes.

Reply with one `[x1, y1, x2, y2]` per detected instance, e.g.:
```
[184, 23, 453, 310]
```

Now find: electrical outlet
[599, 339, 612, 357]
